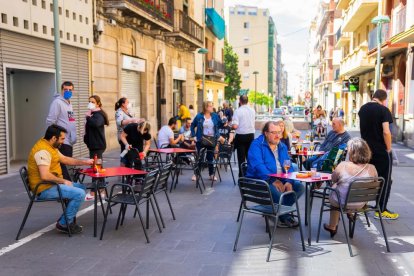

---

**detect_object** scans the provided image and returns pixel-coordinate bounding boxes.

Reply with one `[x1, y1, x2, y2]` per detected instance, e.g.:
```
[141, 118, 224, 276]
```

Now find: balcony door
[156, 65, 166, 130]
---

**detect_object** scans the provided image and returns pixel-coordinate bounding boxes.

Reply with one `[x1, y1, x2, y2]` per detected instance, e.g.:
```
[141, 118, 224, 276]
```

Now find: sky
[224, 0, 320, 96]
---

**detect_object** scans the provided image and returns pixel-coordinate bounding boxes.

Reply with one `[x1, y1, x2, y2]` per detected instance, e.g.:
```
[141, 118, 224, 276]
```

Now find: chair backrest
[19, 166, 33, 199]
[345, 177, 384, 208]
[238, 177, 275, 213]
[218, 143, 233, 159]
[155, 162, 173, 191]
[153, 138, 159, 149]
[240, 162, 248, 177]
[139, 169, 159, 196]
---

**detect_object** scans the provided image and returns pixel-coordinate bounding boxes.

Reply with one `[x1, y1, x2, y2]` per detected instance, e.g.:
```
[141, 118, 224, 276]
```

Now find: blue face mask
[63, 90, 72, 100]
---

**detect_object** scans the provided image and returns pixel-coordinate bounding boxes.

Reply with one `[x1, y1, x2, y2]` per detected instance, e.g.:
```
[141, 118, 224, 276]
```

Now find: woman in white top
[114, 97, 144, 158]
[323, 137, 378, 237]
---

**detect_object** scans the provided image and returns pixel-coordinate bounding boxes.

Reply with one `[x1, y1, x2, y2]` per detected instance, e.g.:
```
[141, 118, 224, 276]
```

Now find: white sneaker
[100, 193, 107, 200]
[85, 192, 94, 201]
[191, 175, 197, 181]
[210, 175, 218, 181]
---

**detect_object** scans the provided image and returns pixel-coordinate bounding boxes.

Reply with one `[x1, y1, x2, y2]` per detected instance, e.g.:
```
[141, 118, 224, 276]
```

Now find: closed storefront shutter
[121, 69, 141, 118]
[0, 30, 89, 174]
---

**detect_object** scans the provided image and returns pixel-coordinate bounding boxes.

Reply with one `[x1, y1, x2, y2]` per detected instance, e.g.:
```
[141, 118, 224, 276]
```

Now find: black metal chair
[236, 162, 248, 222]
[234, 177, 305, 262]
[171, 148, 205, 194]
[152, 163, 176, 228]
[316, 177, 390, 257]
[16, 166, 72, 239]
[213, 143, 236, 186]
[100, 170, 162, 242]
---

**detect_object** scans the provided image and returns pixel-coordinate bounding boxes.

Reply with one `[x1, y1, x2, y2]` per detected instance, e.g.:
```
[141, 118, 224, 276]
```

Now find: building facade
[225, 5, 277, 101]
[0, 0, 93, 174]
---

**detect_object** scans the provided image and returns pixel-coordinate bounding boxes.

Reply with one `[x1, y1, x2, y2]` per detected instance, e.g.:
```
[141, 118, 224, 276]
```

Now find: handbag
[201, 135, 215, 147]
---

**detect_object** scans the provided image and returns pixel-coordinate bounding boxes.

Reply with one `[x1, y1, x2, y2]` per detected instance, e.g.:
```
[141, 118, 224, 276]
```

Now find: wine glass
[283, 160, 291, 175]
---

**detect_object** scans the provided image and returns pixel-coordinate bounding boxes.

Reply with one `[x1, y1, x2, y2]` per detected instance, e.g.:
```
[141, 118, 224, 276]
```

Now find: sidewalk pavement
[0, 144, 413, 275]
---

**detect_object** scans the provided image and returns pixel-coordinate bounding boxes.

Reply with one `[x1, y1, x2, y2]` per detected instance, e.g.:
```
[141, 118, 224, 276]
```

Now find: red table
[149, 148, 196, 154]
[269, 172, 332, 246]
[80, 167, 147, 237]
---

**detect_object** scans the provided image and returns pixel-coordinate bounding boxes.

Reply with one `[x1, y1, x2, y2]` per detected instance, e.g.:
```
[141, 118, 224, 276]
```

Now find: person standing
[84, 95, 109, 200]
[223, 101, 233, 122]
[358, 89, 397, 220]
[189, 105, 196, 119]
[120, 122, 152, 169]
[232, 95, 256, 177]
[46, 81, 77, 181]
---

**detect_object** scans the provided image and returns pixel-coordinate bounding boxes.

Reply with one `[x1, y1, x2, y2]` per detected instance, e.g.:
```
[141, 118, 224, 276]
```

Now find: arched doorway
[156, 65, 166, 130]
[397, 58, 406, 115]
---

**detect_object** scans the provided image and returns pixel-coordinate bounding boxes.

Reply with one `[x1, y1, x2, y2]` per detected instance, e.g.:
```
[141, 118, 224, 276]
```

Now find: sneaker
[68, 223, 83, 234]
[191, 175, 197, 181]
[374, 211, 399, 220]
[210, 175, 218, 181]
[56, 222, 69, 233]
[85, 192, 94, 201]
[277, 220, 289, 228]
[284, 217, 299, 228]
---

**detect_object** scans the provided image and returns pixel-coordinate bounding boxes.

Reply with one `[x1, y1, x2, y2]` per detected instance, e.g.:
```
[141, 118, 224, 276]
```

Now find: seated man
[157, 117, 184, 148]
[178, 117, 196, 150]
[246, 121, 305, 228]
[304, 117, 351, 170]
[27, 125, 93, 234]
[218, 117, 235, 144]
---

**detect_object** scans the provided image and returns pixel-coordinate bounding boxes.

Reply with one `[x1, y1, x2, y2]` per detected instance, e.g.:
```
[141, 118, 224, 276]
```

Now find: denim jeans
[268, 180, 305, 221]
[196, 142, 215, 176]
[38, 182, 86, 226]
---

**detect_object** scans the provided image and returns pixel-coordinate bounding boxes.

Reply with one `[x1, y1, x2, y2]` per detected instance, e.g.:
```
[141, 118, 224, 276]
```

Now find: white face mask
[87, 102, 96, 110]
[127, 103, 132, 109]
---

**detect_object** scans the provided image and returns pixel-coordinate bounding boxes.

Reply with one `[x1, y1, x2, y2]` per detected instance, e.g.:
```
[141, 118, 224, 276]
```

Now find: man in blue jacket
[246, 121, 305, 228]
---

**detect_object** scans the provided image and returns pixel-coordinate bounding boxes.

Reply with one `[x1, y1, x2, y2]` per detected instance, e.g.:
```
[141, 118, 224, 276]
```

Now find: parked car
[288, 106, 293, 114]
[272, 108, 285, 118]
[280, 106, 289, 114]
[292, 105, 305, 118]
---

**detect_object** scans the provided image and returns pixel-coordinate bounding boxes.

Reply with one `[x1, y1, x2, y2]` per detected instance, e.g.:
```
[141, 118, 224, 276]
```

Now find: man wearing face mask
[46, 81, 77, 181]
[27, 124, 94, 234]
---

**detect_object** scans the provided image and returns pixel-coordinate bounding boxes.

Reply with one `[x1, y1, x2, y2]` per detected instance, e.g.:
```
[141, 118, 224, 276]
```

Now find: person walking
[232, 95, 256, 177]
[46, 81, 77, 181]
[191, 101, 222, 181]
[358, 89, 397, 220]
[83, 95, 109, 200]
[115, 97, 144, 163]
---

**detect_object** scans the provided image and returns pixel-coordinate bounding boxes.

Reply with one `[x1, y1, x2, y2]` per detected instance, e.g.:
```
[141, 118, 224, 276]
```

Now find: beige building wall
[226, 6, 269, 93]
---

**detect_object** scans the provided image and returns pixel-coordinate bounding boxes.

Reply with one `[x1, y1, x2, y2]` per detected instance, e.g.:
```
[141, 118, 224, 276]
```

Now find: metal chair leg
[152, 194, 165, 228]
[316, 198, 326, 243]
[99, 199, 112, 240]
[364, 212, 370, 227]
[378, 209, 391, 252]
[16, 200, 34, 240]
[236, 200, 243, 222]
[266, 216, 278, 262]
[295, 200, 306, 251]
[149, 198, 162, 233]
[135, 204, 150, 243]
[233, 209, 245, 252]
[163, 190, 176, 220]
[339, 211, 353, 257]
[264, 216, 271, 240]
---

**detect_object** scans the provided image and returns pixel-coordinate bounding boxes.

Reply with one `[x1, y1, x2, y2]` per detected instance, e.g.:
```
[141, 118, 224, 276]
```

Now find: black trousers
[370, 151, 393, 212]
[59, 144, 73, 181]
[234, 133, 255, 177]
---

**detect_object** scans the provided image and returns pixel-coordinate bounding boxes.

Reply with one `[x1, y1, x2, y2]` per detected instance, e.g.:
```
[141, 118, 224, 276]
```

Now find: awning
[205, 8, 225, 40]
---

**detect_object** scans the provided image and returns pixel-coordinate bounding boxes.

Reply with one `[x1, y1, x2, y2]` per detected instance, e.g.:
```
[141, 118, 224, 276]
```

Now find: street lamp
[198, 48, 208, 99]
[372, 15, 390, 90]
[309, 64, 317, 142]
[52, 0, 62, 93]
[253, 71, 259, 111]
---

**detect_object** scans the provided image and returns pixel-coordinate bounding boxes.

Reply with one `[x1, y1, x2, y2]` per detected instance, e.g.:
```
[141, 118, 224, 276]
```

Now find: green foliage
[247, 91, 274, 106]
[224, 40, 241, 101]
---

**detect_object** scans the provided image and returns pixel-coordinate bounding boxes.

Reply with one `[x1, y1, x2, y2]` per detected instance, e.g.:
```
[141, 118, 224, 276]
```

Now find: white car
[280, 106, 289, 115]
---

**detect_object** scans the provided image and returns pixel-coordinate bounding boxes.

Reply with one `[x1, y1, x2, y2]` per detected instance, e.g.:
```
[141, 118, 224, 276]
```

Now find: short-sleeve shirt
[358, 102, 393, 153]
[123, 123, 151, 152]
[157, 125, 174, 148]
[232, 105, 255, 134]
[219, 125, 232, 140]
[203, 117, 215, 136]
[34, 150, 52, 166]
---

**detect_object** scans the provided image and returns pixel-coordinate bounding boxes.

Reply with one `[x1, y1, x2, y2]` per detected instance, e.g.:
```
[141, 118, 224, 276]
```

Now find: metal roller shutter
[121, 69, 141, 118]
[0, 30, 89, 174]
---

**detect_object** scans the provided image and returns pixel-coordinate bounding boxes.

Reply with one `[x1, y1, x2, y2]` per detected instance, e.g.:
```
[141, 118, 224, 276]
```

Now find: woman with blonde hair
[323, 137, 378, 237]
[277, 120, 290, 148]
[191, 101, 222, 181]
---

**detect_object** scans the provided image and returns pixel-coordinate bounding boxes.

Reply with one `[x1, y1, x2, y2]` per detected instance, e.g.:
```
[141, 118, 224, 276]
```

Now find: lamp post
[198, 48, 208, 99]
[372, 15, 390, 90]
[53, 0, 62, 93]
[309, 64, 316, 142]
[253, 71, 259, 111]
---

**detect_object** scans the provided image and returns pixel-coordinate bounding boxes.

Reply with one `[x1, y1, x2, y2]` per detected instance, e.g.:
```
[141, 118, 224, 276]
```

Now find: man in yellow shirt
[177, 103, 191, 120]
[27, 124, 93, 234]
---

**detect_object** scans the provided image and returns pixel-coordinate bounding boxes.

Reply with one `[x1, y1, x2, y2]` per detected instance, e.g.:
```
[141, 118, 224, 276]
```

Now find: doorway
[6, 68, 55, 171]
[156, 65, 166, 130]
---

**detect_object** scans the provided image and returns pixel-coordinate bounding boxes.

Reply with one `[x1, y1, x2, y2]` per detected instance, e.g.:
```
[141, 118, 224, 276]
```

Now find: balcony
[368, 22, 408, 57]
[392, 5, 406, 36]
[342, 0, 378, 32]
[206, 59, 225, 77]
[340, 44, 374, 77]
[337, 0, 351, 10]
[335, 27, 350, 49]
[164, 10, 203, 49]
[368, 23, 390, 51]
[103, 0, 174, 32]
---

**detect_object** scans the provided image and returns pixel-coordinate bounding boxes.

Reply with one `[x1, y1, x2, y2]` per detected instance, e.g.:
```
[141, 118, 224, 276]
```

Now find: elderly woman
[323, 137, 377, 237]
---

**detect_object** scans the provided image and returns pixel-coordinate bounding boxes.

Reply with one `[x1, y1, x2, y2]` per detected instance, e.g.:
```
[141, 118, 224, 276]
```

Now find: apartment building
[225, 5, 277, 103]
[0, 0, 93, 174]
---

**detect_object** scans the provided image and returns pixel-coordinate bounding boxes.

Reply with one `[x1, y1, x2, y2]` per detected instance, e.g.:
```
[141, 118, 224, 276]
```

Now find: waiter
[232, 95, 256, 177]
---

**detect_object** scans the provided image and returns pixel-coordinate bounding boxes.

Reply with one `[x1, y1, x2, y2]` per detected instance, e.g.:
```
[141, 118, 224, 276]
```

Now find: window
[22, 0, 28, 2]
[66, 32, 70, 40]
[85, 17, 89, 24]
[86, 38, 89, 45]
[263, 10, 267, 16]
[51, 27, 54, 36]
[41, 0, 45, 9]
[244, 60, 249, 66]
[24, 20, 29, 29]
[60, 30, 63, 38]
[50, 3, 53, 11]
[80, 36, 83, 43]
[66, 10, 69, 17]
[1, 14, 7, 24]
[13, 17, 18, 27]
[32, 0, 37, 6]
[79, 15, 83, 23]
[237, 9, 245, 15]
[243, 22, 249, 28]
[230, 8, 235, 15]
[244, 48, 249, 54]
[248, 11, 257, 16]
[59, 7, 62, 15]
[243, 72, 249, 79]
[73, 12, 76, 20]
[42, 25, 47, 34]
[73, 34, 77, 42]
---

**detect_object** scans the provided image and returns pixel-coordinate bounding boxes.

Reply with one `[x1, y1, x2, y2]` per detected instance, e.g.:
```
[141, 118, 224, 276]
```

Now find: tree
[224, 40, 241, 101]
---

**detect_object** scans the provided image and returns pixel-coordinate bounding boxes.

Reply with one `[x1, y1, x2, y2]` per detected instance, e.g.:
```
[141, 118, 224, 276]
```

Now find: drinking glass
[96, 158, 103, 172]
[283, 160, 291, 175]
